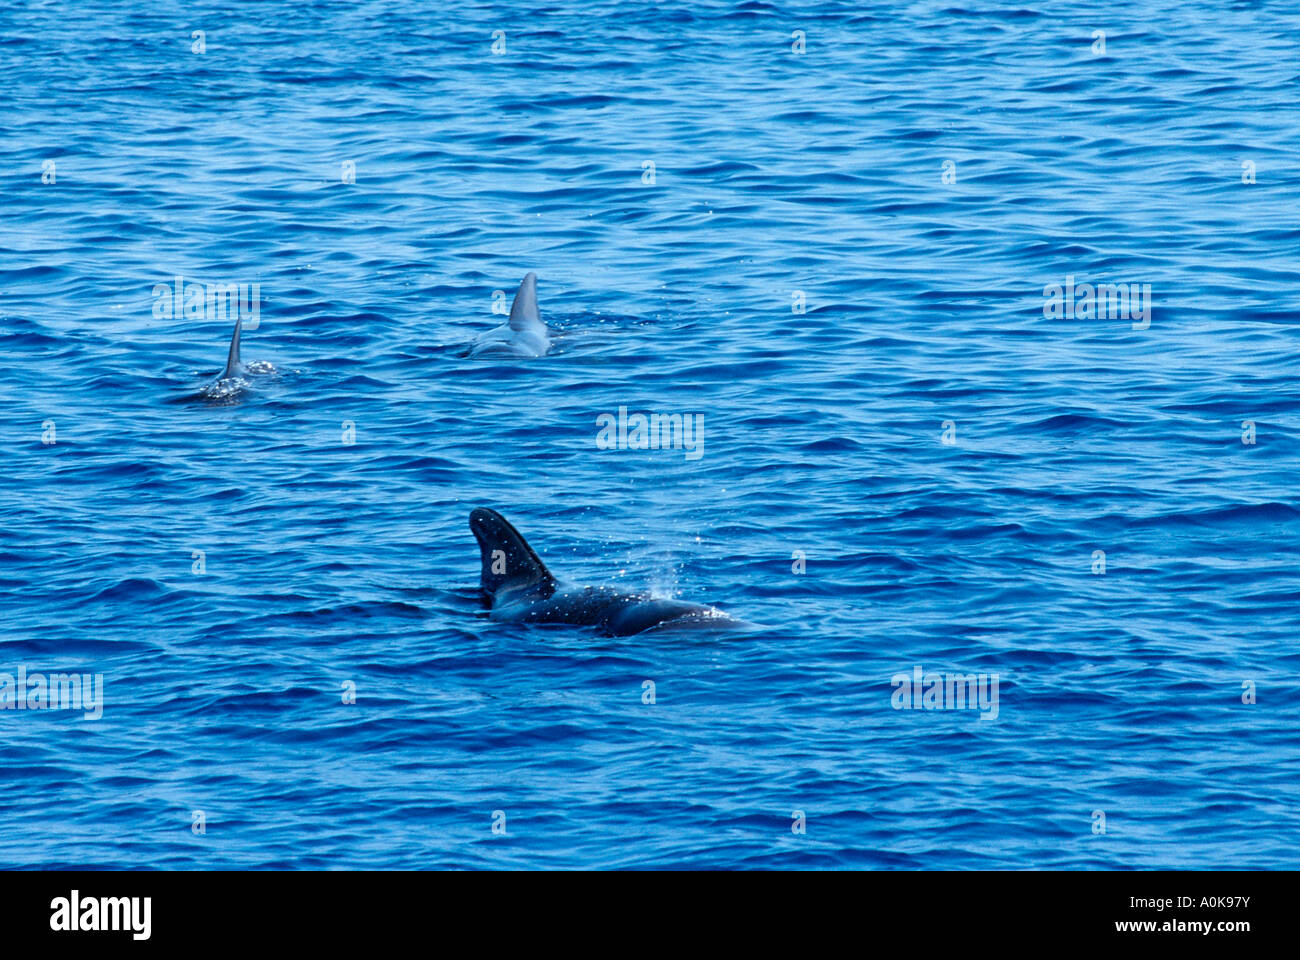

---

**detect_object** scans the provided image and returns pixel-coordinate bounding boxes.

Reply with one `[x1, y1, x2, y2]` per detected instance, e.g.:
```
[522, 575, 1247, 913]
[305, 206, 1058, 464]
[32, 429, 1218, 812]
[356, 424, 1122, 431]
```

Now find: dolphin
[469, 507, 734, 635]
[200, 317, 262, 399]
[469, 272, 550, 358]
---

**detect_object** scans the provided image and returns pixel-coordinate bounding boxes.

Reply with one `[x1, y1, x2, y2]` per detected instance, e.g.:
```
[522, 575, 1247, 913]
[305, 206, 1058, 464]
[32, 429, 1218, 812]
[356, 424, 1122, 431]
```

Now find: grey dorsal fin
[507, 272, 541, 331]
[222, 316, 243, 379]
[469, 507, 556, 598]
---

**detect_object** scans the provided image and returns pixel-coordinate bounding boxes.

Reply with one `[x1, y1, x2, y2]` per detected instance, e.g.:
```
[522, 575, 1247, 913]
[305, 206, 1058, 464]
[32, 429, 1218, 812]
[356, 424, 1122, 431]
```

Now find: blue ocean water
[2, 0, 1298, 869]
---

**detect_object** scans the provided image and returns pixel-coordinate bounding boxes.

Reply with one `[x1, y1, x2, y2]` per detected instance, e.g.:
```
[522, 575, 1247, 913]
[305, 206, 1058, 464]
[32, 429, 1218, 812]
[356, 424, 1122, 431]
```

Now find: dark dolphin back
[469, 508, 556, 599]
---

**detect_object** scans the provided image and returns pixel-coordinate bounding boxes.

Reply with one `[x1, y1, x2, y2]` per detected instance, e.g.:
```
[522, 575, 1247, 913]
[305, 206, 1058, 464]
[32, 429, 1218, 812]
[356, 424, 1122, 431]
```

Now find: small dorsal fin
[221, 317, 243, 379]
[469, 507, 556, 599]
[507, 273, 541, 331]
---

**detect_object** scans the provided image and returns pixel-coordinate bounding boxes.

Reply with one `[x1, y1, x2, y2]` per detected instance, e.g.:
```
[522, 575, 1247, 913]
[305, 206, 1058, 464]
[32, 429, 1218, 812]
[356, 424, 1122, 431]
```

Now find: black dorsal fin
[221, 316, 244, 379]
[469, 507, 556, 598]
